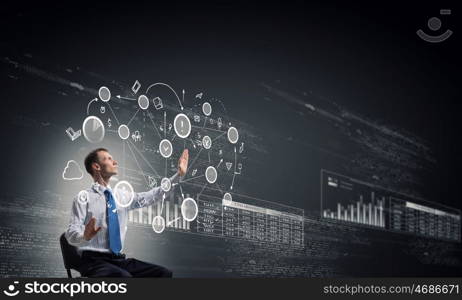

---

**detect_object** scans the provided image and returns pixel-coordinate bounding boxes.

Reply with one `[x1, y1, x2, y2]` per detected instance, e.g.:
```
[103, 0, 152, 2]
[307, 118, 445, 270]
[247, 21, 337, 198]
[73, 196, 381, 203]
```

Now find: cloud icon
[62, 160, 84, 180]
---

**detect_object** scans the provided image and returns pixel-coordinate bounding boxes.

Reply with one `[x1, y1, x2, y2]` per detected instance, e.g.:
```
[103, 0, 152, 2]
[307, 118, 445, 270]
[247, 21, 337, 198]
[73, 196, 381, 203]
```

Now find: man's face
[94, 150, 118, 177]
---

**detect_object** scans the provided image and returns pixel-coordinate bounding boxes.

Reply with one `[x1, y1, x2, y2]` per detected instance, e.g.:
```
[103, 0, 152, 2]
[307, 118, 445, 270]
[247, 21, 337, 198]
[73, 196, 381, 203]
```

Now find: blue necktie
[104, 190, 122, 254]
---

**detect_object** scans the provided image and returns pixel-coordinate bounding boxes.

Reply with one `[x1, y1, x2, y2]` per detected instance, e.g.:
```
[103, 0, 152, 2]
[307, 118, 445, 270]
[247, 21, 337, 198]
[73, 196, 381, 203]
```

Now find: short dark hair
[84, 148, 108, 175]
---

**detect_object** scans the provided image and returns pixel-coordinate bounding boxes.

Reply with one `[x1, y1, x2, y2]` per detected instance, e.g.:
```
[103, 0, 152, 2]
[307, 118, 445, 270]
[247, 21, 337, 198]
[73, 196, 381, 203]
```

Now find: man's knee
[109, 268, 133, 278]
[82, 265, 133, 278]
[126, 258, 172, 278]
[146, 265, 172, 277]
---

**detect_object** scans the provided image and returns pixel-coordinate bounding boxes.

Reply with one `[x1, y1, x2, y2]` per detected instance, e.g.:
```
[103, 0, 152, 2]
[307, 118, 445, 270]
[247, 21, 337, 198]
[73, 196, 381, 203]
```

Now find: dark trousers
[78, 251, 172, 278]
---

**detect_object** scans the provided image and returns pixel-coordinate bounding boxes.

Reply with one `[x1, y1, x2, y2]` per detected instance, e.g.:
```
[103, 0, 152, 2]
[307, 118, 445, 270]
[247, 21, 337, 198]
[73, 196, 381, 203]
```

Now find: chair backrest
[59, 233, 83, 277]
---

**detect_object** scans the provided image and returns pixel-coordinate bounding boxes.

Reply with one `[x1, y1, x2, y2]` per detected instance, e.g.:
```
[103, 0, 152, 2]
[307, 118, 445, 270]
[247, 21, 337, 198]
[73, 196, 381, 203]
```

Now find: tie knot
[104, 189, 112, 197]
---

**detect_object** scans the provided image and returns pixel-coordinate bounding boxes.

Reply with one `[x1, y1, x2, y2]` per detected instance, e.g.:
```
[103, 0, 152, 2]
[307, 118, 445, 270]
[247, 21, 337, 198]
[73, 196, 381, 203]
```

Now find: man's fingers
[182, 149, 189, 162]
[87, 217, 100, 231]
[180, 149, 188, 164]
[84, 217, 99, 241]
[177, 149, 189, 176]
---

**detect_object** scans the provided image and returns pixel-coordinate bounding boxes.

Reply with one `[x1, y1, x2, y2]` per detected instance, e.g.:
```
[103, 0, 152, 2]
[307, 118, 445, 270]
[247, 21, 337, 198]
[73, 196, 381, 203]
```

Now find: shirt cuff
[66, 230, 91, 247]
[76, 234, 91, 247]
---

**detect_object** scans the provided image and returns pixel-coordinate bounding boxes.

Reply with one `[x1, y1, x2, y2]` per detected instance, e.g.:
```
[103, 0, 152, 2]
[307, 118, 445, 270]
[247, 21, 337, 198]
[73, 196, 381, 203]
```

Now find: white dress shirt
[65, 173, 178, 254]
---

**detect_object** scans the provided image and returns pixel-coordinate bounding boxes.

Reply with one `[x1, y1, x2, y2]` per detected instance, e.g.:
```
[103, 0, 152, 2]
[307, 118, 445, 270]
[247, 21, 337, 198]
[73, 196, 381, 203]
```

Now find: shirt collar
[91, 182, 112, 195]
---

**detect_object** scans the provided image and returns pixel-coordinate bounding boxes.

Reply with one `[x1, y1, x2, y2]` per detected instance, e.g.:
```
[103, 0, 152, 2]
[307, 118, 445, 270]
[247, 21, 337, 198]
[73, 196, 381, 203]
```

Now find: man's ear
[92, 162, 101, 173]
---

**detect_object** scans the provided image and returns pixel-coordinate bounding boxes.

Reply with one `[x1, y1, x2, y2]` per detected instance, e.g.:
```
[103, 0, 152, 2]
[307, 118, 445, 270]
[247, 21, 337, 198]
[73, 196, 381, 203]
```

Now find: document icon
[153, 97, 163, 110]
[131, 80, 141, 94]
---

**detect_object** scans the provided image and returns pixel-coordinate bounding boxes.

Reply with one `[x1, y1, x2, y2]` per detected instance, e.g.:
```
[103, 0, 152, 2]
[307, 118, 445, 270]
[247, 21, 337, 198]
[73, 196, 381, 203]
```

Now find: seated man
[65, 147, 188, 277]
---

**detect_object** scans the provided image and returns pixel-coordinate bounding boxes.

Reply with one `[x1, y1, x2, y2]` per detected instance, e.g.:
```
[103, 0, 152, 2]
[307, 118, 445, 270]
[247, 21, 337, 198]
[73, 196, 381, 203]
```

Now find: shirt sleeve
[128, 172, 180, 210]
[65, 195, 91, 247]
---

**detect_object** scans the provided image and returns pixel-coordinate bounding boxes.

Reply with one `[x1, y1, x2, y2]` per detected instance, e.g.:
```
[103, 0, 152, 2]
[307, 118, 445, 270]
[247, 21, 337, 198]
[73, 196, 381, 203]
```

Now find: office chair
[59, 232, 83, 278]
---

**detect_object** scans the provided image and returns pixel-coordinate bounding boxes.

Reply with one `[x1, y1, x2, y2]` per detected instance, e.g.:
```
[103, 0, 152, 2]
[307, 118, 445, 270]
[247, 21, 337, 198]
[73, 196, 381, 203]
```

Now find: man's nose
[114, 160, 118, 166]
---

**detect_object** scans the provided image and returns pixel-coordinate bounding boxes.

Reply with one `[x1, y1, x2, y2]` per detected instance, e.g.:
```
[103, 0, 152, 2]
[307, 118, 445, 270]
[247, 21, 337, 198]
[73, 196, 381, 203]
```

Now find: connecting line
[212, 131, 226, 141]
[215, 183, 223, 195]
[145, 82, 184, 110]
[165, 158, 167, 178]
[179, 184, 185, 199]
[107, 102, 120, 125]
[234, 146, 237, 171]
[216, 159, 223, 168]
[186, 148, 203, 173]
[123, 141, 126, 178]
[191, 125, 226, 133]
[127, 140, 161, 178]
[164, 111, 166, 138]
[230, 174, 236, 191]
[231, 146, 237, 190]
[167, 217, 181, 226]
[189, 138, 197, 149]
[197, 183, 207, 199]
[116, 95, 136, 101]
[208, 151, 210, 162]
[86, 98, 98, 115]
[127, 108, 140, 126]
[160, 193, 166, 215]
[126, 141, 149, 185]
[202, 116, 208, 129]
[180, 174, 205, 183]
[146, 112, 163, 140]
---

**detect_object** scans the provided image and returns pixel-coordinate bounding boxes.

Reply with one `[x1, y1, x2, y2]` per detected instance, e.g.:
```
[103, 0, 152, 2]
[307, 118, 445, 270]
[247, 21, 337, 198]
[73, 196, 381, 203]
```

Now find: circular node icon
[160, 177, 171, 192]
[82, 115, 105, 143]
[202, 135, 212, 149]
[152, 215, 166, 234]
[159, 139, 173, 158]
[181, 197, 198, 222]
[118, 124, 130, 140]
[205, 166, 217, 184]
[223, 192, 232, 202]
[77, 190, 89, 205]
[202, 102, 212, 116]
[98, 86, 111, 102]
[138, 95, 149, 110]
[113, 180, 135, 208]
[428, 17, 441, 31]
[227, 127, 239, 144]
[173, 113, 191, 138]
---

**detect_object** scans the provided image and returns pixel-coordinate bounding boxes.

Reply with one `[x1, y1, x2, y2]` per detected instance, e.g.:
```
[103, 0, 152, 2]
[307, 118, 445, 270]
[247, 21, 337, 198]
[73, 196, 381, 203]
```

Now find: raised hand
[84, 216, 102, 241]
[178, 149, 189, 176]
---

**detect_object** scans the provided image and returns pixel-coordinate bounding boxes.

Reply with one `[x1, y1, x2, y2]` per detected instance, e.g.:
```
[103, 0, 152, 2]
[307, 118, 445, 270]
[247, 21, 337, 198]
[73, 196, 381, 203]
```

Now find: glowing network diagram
[66, 81, 244, 235]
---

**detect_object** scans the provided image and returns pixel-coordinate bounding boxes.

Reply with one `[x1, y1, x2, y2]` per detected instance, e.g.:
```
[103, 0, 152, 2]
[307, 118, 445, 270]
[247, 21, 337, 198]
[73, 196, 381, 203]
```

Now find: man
[65, 147, 189, 277]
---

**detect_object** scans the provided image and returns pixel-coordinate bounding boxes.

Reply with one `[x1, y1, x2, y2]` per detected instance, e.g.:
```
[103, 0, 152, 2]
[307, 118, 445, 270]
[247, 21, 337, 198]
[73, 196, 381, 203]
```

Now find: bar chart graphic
[323, 194, 386, 228]
[128, 197, 191, 231]
[321, 169, 461, 242]
[321, 170, 387, 228]
[126, 192, 305, 247]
